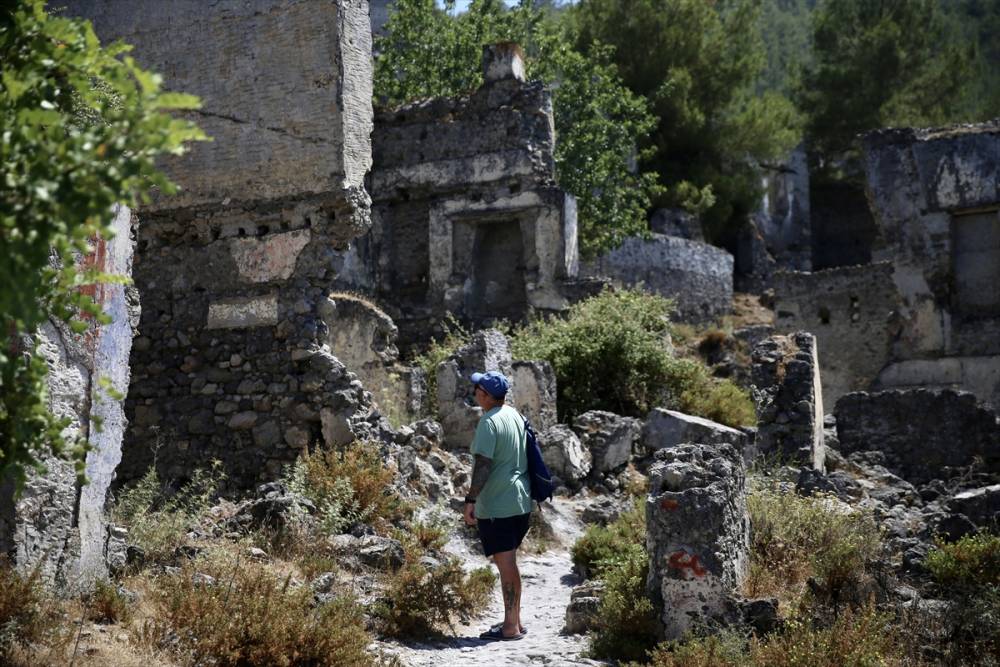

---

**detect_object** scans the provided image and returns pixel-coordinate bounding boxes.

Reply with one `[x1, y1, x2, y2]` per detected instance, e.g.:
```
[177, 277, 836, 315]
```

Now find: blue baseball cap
[470, 371, 510, 399]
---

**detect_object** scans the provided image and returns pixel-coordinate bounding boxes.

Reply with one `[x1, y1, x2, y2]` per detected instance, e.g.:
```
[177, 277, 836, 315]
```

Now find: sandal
[490, 621, 528, 635]
[479, 626, 524, 641]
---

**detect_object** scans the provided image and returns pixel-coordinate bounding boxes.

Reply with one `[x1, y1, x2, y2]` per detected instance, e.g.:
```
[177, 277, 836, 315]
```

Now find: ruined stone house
[58, 0, 390, 491]
[772, 120, 1000, 410]
[337, 43, 582, 346]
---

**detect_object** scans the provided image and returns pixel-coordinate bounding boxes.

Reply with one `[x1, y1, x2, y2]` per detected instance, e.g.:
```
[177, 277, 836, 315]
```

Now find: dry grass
[744, 482, 882, 610]
[136, 560, 375, 667]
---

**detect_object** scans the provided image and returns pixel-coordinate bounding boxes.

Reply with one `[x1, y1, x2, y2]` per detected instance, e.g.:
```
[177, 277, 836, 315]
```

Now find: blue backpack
[523, 417, 554, 505]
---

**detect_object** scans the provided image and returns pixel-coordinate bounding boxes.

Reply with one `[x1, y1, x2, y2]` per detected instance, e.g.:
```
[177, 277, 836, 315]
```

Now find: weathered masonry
[0, 205, 138, 589]
[772, 121, 1000, 410]
[339, 45, 580, 345]
[863, 122, 1000, 409]
[64, 0, 391, 488]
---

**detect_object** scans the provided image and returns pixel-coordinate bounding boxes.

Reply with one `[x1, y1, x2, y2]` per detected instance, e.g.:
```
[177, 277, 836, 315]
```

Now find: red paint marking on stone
[668, 551, 707, 577]
[660, 498, 679, 511]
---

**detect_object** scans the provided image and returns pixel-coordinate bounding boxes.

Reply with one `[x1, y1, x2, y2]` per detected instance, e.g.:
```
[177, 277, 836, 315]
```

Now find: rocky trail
[380, 498, 609, 667]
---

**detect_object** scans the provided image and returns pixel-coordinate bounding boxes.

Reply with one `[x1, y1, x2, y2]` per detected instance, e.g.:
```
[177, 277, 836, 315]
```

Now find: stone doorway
[465, 220, 528, 322]
[953, 209, 1000, 317]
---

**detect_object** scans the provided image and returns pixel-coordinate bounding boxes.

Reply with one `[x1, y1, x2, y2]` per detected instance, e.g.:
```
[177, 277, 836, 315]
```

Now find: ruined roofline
[772, 259, 894, 281]
[862, 118, 1000, 148]
[374, 78, 549, 122]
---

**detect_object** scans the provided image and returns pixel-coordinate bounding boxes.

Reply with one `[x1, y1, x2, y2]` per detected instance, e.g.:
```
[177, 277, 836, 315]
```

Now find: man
[462, 370, 531, 641]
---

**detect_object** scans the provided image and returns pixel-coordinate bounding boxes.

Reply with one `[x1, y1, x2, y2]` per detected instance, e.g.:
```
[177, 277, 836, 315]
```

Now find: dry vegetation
[3, 439, 496, 666]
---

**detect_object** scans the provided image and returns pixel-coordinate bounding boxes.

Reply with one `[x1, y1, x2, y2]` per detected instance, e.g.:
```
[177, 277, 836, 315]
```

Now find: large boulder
[642, 408, 748, 455]
[510, 360, 558, 433]
[572, 411, 641, 475]
[947, 484, 1000, 529]
[538, 425, 591, 485]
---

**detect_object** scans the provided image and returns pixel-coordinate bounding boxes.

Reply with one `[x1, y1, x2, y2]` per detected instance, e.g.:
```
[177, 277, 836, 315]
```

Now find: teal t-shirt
[470, 404, 532, 519]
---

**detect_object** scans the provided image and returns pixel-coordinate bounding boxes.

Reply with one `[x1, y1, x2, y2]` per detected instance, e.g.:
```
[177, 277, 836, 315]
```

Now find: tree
[797, 0, 975, 166]
[571, 0, 802, 244]
[0, 1, 204, 487]
[374, 0, 662, 257]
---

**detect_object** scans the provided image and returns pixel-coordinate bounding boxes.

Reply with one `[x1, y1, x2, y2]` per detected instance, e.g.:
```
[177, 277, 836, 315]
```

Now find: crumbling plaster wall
[64, 0, 392, 489]
[862, 122, 1000, 408]
[349, 48, 579, 345]
[0, 205, 138, 590]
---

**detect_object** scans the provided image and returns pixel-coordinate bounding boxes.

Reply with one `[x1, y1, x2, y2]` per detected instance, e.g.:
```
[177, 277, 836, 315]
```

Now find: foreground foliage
[0, 1, 203, 486]
[288, 440, 411, 534]
[643, 605, 901, 667]
[0, 560, 61, 660]
[112, 462, 224, 567]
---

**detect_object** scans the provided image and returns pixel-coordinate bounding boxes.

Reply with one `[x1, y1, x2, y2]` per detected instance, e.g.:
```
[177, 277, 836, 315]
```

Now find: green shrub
[143, 562, 374, 667]
[374, 559, 496, 638]
[747, 605, 901, 667]
[639, 631, 749, 667]
[745, 484, 881, 607]
[590, 543, 660, 662]
[112, 462, 223, 567]
[926, 532, 1000, 591]
[288, 440, 410, 534]
[511, 289, 754, 426]
[571, 504, 645, 580]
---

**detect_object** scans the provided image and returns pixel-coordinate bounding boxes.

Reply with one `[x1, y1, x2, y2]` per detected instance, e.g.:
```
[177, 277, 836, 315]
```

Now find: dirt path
[379, 499, 609, 667]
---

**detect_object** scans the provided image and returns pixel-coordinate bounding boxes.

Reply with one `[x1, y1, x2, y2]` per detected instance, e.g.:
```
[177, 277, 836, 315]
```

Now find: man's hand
[463, 502, 477, 526]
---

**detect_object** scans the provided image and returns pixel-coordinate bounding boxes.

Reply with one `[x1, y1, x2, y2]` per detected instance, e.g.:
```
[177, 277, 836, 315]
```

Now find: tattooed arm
[463, 454, 493, 525]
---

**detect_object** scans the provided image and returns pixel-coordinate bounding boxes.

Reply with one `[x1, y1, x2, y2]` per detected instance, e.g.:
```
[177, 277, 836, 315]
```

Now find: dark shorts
[477, 512, 531, 557]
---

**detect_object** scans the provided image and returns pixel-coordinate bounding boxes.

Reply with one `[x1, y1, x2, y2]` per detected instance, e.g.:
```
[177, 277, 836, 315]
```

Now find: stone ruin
[644, 441, 750, 639]
[62, 0, 390, 492]
[770, 121, 1000, 412]
[0, 205, 137, 589]
[340, 43, 583, 345]
[751, 332, 825, 470]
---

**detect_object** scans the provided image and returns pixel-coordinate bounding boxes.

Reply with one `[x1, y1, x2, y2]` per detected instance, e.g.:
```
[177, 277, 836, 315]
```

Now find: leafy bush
[0, 560, 61, 660]
[143, 563, 374, 667]
[1, 0, 203, 485]
[112, 463, 223, 567]
[926, 532, 1000, 591]
[288, 440, 410, 534]
[571, 503, 645, 580]
[374, 559, 496, 638]
[590, 543, 660, 662]
[511, 289, 755, 426]
[745, 483, 881, 607]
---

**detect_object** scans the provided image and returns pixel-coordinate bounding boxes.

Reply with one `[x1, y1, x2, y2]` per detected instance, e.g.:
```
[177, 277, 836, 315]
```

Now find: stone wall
[835, 389, 1000, 484]
[751, 332, 825, 470]
[772, 262, 899, 409]
[755, 145, 811, 273]
[0, 205, 138, 590]
[351, 45, 579, 345]
[581, 234, 733, 323]
[862, 121, 1000, 409]
[320, 293, 426, 427]
[64, 0, 393, 489]
[645, 442, 750, 639]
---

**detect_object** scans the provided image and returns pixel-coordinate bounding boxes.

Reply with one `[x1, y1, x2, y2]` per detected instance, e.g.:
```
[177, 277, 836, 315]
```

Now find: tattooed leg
[493, 549, 522, 636]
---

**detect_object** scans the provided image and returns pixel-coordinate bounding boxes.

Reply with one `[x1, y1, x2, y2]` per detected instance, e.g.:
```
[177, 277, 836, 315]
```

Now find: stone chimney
[482, 42, 526, 83]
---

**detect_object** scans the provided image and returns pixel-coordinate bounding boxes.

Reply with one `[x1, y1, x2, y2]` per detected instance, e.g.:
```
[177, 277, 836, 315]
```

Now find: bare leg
[492, 549, 522, 636]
